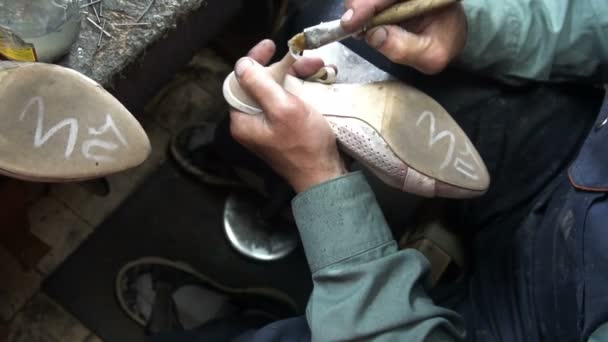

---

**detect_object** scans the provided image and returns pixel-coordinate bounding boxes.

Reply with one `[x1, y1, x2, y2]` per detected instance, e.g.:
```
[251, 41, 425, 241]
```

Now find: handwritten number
[82, 114, 129, 162]
[19, 97, 79, 158]
[416, 111, 481, 181]
[82, 139, 119, 162]
[454, 158, 479, 180]
[19, 97, 125, 163]
[88, 114, 128, 147]
[416, 111, 455, 170]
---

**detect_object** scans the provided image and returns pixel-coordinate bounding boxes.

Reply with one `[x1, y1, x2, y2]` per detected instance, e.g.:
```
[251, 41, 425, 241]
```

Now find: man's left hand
[230, 40, 347, 193]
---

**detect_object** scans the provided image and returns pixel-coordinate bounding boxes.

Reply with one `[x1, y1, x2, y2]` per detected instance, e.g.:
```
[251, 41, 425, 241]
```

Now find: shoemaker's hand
[341, 0, 467, 74]
[229, 40, 347, 193]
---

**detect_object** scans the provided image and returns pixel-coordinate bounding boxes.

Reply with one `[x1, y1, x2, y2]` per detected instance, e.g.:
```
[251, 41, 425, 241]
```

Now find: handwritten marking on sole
[19, 97, 126, 164]
[19, 96, 79, 159]
[88, 114, 128, 147]
[416, 110, 455, 170]
[82, 139, 119, 162]
[417, 111, 483, 181]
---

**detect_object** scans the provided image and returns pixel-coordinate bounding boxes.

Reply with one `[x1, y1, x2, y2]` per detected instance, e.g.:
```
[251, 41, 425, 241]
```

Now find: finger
[234, 57, 294, 122]
[246, 39, 276, 66]
[342, 0, 397, 33]
[289, 57, 325, 78]
[365, 25, 448, 74]
[229, 109, 268, 145]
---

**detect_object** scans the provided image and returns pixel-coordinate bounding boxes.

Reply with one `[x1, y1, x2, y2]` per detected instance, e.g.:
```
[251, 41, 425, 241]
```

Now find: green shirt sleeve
[292, 172, 466, 341]
[459, 0, 608, 83]
[590, 323, 608, 342]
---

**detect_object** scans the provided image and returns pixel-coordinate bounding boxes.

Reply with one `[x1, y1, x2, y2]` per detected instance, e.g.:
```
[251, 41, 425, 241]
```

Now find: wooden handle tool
[369, 0, 459, 26]
[289, 0, 460, 52]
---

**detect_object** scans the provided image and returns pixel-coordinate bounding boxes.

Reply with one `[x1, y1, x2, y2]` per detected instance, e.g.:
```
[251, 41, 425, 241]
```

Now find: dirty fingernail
[353, 31, 365, 40]
[235, 58, 253, 77]
[367, 27, 387, 48]
[341, 9, 354, 23]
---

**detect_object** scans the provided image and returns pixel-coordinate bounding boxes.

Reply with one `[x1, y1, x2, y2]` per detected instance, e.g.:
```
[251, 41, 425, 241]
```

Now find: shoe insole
[0, 62, 150, 182]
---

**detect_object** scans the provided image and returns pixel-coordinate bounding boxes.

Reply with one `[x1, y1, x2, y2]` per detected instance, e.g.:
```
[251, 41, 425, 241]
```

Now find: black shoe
[170, 124, 268, 196]
[115, 257, 298, 335]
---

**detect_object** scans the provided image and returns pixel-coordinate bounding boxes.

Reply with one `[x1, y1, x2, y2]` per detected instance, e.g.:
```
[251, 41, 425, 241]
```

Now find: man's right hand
[341, 0, 468, 74]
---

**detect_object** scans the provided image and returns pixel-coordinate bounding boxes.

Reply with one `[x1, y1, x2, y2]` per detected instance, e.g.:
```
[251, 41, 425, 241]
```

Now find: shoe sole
[0, 62, 150, 182]
[224, 72, 489, 196]
[115, 256, 299, 327]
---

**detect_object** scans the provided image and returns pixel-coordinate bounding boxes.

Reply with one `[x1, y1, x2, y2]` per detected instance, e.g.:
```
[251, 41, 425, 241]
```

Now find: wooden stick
[369, 0, 460, 27]
[292, 0, 460, 51]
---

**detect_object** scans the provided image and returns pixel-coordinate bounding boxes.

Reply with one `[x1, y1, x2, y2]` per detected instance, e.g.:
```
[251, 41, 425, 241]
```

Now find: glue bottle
[0, 0, 81, 62]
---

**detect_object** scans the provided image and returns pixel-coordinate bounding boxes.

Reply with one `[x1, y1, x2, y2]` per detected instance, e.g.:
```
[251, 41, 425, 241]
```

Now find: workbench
[59, 0, 241, 115]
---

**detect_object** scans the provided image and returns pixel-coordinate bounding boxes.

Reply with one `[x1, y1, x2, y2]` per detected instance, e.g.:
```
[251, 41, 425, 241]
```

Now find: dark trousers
[150, 315, 309, 342]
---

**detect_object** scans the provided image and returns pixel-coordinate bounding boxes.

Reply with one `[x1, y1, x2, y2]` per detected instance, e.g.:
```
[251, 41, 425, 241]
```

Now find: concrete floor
[1, 48, 231, 342]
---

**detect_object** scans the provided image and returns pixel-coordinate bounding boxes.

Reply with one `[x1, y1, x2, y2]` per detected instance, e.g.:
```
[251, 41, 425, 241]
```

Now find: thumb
[234, 57, 291, 122]
[366, 25, 448, 74]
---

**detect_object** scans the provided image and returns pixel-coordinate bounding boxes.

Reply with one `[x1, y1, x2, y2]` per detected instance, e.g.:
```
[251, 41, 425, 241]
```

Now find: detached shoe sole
[224, 66, 489, 198]
[0, 61, 150, 182]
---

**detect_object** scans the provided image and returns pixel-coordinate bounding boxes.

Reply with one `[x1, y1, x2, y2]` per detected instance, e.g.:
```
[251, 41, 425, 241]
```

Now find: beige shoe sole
[224, 68, 489, 198]
[0, 62, 150, 182]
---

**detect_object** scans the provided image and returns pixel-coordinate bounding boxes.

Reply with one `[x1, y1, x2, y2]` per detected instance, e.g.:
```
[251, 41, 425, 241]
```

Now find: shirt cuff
[292, 171, 393, 273]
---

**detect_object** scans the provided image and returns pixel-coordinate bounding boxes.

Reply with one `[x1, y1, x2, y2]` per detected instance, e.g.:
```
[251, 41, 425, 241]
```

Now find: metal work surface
[224, 192, 299, 261]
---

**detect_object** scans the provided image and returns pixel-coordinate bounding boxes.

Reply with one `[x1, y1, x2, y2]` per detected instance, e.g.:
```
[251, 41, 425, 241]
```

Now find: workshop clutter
[0, 0, 81, 62]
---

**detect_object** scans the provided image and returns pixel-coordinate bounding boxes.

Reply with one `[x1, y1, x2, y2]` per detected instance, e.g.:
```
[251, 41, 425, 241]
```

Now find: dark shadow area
[43, 162, 311, 342]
